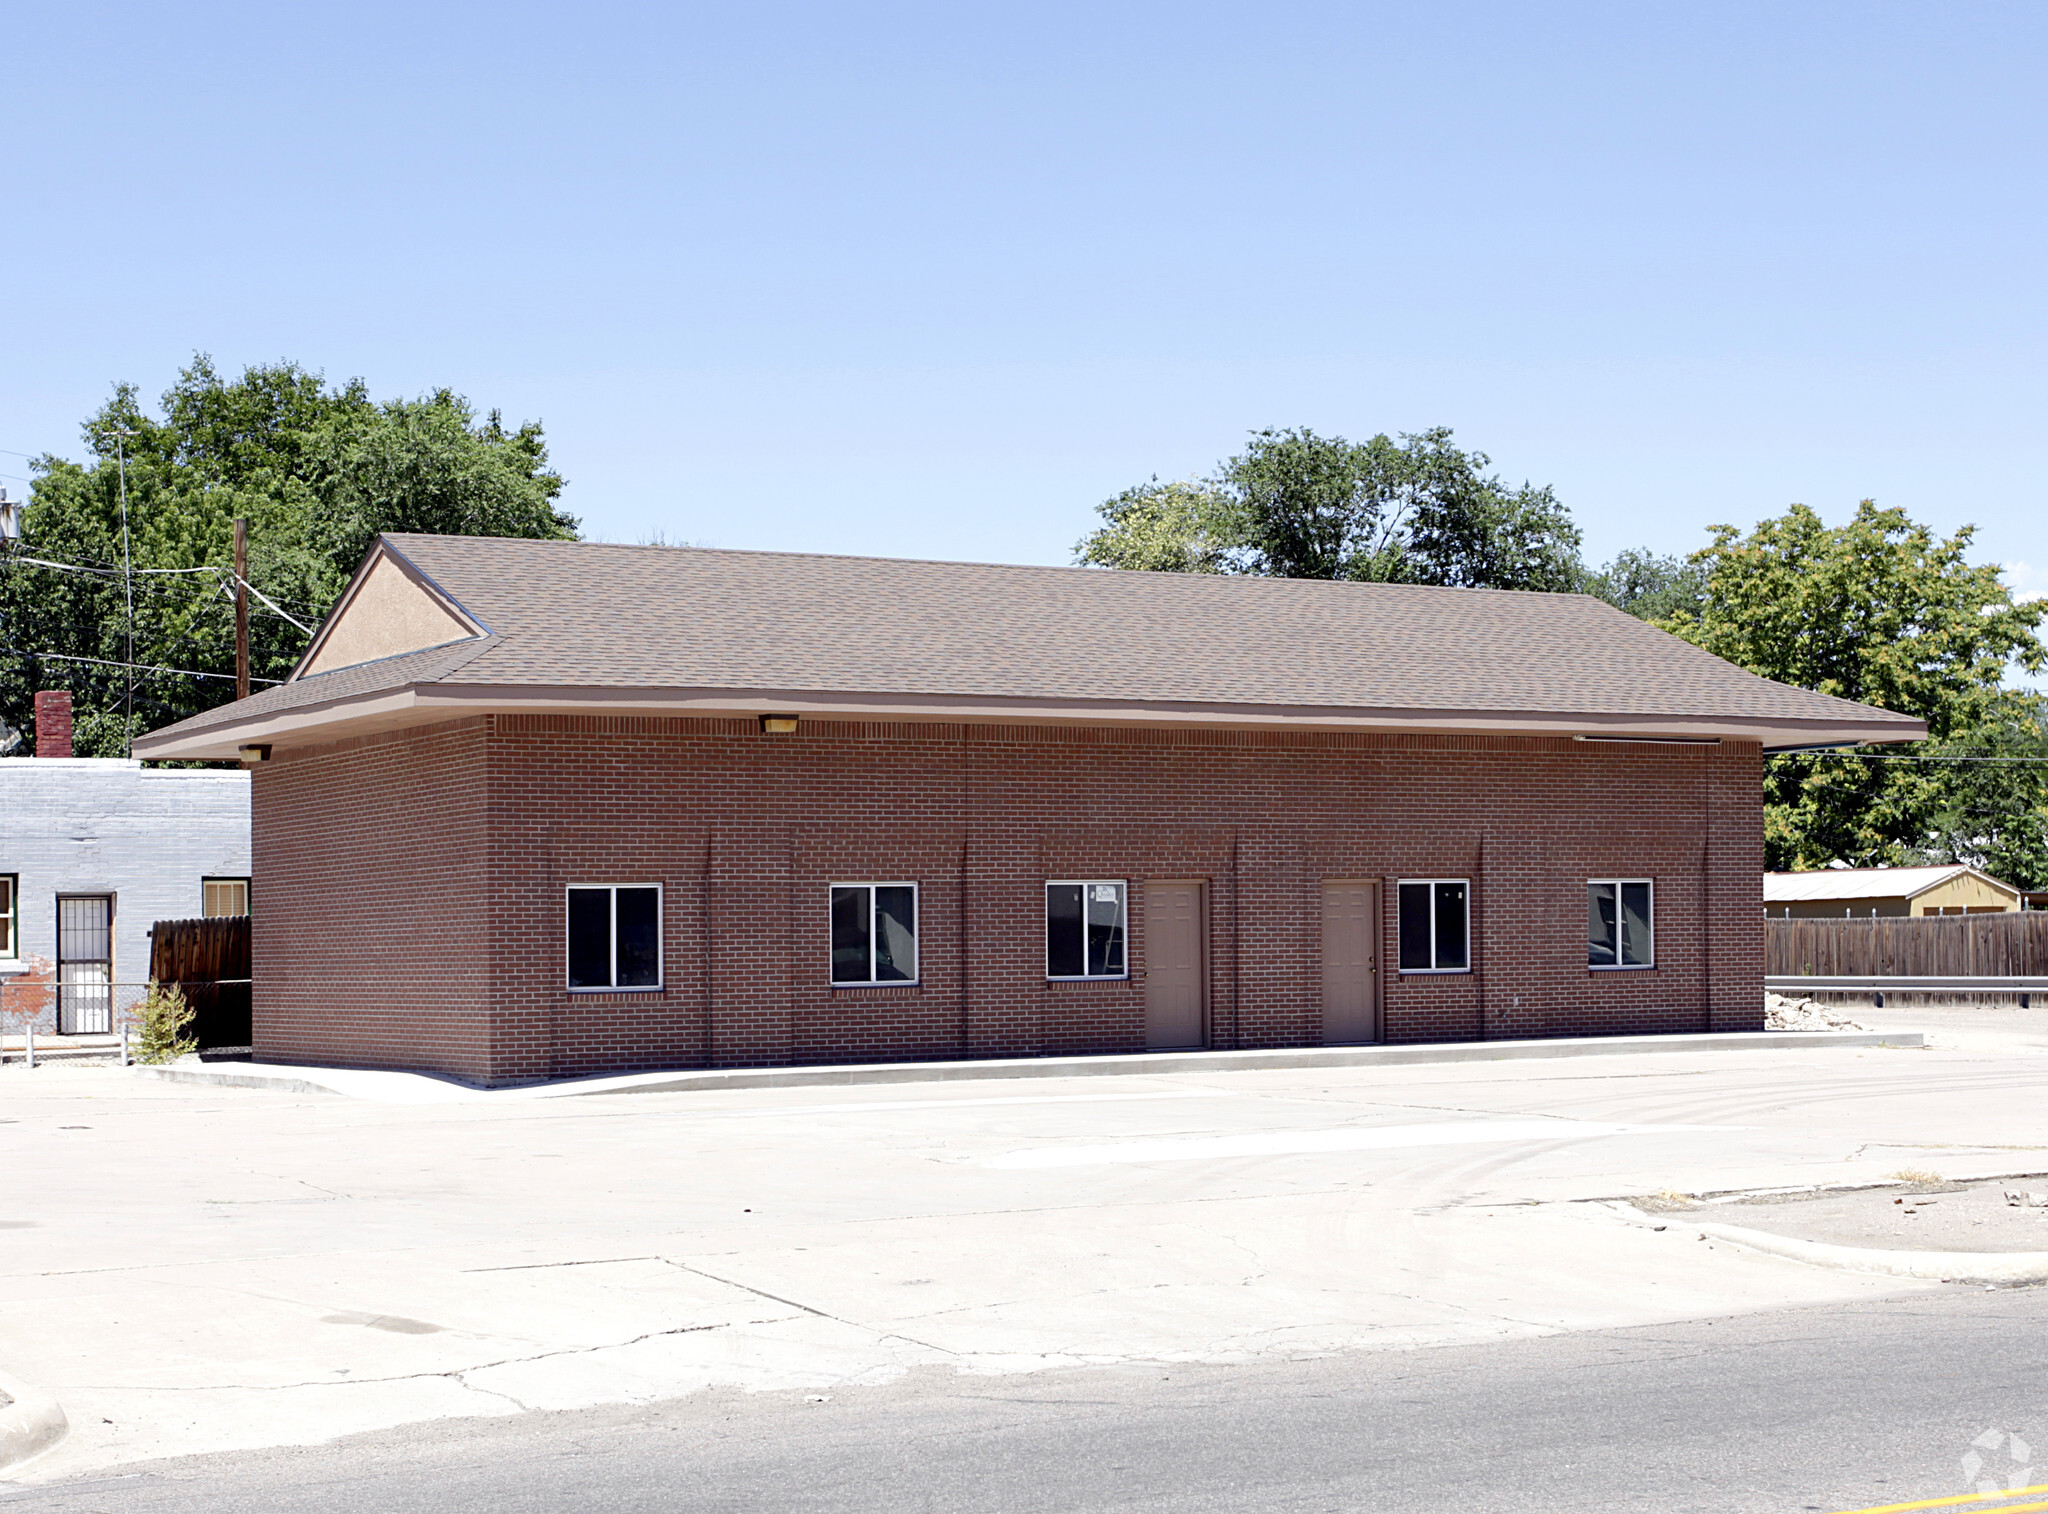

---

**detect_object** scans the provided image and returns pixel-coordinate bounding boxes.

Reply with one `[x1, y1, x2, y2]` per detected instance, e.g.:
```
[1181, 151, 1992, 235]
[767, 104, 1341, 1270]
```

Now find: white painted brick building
[1, 759, 250, 1032]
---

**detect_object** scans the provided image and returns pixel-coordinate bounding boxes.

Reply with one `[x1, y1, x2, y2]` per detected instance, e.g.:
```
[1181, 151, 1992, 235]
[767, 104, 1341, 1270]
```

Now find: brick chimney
[34, 690, 73, 759]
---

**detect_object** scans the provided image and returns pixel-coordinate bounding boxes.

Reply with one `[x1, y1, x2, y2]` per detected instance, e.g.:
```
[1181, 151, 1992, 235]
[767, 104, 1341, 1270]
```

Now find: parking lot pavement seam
[53, 1317, 793, 1400]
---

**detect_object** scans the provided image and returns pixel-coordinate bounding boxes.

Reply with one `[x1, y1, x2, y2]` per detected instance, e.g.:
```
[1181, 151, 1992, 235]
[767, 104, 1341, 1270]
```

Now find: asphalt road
[17, 1286, 2048, 1514]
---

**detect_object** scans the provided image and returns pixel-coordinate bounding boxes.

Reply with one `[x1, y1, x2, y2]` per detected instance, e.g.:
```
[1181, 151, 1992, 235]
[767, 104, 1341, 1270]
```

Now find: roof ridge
[383, 533, 1608, 602]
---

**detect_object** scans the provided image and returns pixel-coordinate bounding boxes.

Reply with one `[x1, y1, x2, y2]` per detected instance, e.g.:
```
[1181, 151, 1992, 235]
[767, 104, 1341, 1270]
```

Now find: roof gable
[295, 539, 488, 679]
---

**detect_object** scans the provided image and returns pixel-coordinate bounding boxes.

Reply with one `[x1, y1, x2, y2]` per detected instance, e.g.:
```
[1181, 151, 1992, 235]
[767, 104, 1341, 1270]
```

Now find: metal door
[1144, 881, 1206, 1050]
[58, 895, 113, 1034]
[1321, 881, 1380, 1043]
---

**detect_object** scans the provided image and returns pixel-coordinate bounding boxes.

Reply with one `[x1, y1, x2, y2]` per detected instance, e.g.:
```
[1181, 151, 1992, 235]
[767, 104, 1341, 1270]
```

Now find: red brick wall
[253, 719, 493, 1080]
[251, 715, 1766, 1086]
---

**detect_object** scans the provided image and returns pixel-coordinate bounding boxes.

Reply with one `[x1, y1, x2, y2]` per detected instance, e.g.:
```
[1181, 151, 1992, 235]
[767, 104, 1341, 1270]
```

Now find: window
[202, 877, 250, 917]
[566, 885, 662, 990]
[1397, 880, 1469, 972]
[1046, 881, 1127, 979]
[1588, 880, 1654, 968]
[831, 884, 918, 984]
[0, 875, 15, 960]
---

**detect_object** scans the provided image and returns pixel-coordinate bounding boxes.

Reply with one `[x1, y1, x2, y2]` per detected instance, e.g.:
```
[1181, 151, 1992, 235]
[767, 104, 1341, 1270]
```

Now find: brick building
[133, 534, 1923, 1086]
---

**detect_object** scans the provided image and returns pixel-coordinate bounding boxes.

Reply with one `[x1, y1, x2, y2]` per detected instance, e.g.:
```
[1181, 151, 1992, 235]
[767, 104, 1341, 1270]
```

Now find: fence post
[120, 1024, 131, 1066]
[24, 1021, 33, 1070]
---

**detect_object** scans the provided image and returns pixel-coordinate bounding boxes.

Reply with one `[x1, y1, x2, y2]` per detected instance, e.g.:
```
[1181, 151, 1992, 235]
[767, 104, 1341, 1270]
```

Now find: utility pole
[233, 518, 249, 700]
[103, 428, 138, 753]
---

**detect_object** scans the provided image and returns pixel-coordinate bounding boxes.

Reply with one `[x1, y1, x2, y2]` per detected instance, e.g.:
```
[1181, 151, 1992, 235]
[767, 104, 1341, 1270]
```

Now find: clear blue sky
[4, 1, 2044, 598]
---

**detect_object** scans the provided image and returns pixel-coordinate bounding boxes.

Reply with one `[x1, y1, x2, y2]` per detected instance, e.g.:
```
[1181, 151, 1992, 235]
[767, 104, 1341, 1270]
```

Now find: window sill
[832, 981, 921, 991]
[1588, 964, 1657, 972]
[1047, 976, 1130, 984]
[1397, 968, 1471, 976]
[567, 985, 666, 995]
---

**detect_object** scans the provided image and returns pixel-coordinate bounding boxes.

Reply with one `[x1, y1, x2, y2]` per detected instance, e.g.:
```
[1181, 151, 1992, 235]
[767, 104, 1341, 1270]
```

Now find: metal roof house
[133, 534, 1925, 1086]
[1764, 865, 2023, 918]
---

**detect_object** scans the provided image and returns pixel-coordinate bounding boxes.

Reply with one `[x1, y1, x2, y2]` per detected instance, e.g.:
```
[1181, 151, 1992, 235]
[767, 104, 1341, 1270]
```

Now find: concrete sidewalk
[4, 1019, 2036, 1486]
[132, 1027, 1921, 1104]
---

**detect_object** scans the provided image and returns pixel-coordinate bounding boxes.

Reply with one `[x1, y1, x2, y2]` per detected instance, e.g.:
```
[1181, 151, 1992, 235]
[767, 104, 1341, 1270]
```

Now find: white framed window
[1588, 880, 1654, 968]
[0, 875, 15, 960]
[1046, 880, 1127, 979]
[831, 883, 918, 984]
[566, 884, 663, 990]
[202, 877, 250, 917]
[1397, 879, 1469, 972]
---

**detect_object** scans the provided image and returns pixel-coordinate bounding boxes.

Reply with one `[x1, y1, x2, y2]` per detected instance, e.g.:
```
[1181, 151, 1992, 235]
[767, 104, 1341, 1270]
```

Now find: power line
[0, 553, 330, 615]
[3, 554, 224, 576]
[15, 650, 282, 685]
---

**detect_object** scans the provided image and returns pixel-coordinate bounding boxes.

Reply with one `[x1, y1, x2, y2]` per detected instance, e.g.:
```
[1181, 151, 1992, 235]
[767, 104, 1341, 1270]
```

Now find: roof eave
[129, 683, 1929, 762]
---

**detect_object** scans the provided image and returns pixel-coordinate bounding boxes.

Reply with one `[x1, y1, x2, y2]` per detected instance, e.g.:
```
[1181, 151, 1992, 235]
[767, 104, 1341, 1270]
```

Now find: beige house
[1764, 864, 2023, 918]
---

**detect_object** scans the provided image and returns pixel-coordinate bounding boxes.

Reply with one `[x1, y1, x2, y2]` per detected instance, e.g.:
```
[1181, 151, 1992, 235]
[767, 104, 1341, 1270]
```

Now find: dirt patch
[1764, 992, 1870, 1032]
[1650, 1179, 2048, 1253]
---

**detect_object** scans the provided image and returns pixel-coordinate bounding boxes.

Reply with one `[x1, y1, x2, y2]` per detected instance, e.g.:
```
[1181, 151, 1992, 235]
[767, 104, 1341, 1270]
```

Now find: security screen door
[1321, 881, 1380, 1043]
[1143, 881, 1206, 1050]
[57, 895, 113, 1034]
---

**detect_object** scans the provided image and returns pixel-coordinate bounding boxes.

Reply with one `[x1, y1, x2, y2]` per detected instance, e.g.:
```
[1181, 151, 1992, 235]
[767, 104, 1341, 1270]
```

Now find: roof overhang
[130, 682, 1930, 761]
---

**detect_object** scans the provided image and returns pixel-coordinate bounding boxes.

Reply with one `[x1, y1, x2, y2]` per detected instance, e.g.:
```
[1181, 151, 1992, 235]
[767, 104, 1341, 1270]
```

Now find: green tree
[1584, 547, 1706, 623]
[1658, 500, 2045, 872]
[1908, 699, 2048, 890]
[0, 356, 576, 756]
[1393, 429, 1583, 592]
[1077, 426, 1583, 591]
[1072, 478, 1248, 573]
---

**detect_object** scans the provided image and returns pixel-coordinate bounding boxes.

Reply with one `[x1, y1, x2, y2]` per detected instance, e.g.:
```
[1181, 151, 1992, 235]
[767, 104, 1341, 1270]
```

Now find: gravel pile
[1765, 992, 1870, 1032]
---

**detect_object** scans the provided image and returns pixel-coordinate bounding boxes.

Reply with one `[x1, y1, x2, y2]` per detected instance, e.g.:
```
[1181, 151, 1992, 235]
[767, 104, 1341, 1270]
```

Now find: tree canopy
[0, 357, 576, 757]
[1656, 500, 2046, 877]
[1081, 439, 2048, 885]
[1076, 427, 1583, 592]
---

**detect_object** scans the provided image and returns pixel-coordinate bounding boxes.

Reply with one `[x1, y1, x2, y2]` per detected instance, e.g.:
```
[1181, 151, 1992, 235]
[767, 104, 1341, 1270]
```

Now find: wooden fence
[149, 915, 252, 1050]
[1767, 914, 2048, 979]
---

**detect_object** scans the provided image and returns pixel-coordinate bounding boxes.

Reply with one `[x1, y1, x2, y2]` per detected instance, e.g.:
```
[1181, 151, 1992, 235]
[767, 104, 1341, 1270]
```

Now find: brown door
[1144, 880, 1206, 1049]
[1321, 881, 1380, 1043]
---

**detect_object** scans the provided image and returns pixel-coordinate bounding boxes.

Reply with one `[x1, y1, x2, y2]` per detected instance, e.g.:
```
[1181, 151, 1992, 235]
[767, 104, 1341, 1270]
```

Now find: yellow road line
[1830, 1487, 2048, 1514]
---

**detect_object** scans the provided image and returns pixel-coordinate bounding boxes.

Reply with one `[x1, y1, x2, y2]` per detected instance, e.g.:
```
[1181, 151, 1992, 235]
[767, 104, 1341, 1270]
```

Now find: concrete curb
[0, 1370, 67, 1475]
[129, 1028, 1924, 1103]
[1606, 1203, 2048, 1287]
[1696, 1223, 2048, 1285]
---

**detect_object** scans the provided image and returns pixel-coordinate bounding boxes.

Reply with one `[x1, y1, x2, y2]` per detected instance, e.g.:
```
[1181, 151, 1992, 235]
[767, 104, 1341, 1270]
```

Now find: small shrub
[133, 980, 197, 1064]
[1890, 1167, 1943, 1186]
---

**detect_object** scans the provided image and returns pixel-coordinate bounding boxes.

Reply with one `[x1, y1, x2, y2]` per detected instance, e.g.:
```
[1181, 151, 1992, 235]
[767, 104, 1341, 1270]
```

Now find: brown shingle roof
[136, 533, 1925, 751]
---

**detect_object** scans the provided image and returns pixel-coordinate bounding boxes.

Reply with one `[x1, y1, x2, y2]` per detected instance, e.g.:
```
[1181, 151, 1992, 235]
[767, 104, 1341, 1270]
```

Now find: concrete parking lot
[4, 1008, 2045, 1487]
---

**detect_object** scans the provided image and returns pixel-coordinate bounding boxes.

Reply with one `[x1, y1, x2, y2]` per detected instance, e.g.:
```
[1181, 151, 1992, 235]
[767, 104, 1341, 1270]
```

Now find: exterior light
[238, 744, 272, 765]
[758, 715, 800, 735]
[0, 488, 20, 543]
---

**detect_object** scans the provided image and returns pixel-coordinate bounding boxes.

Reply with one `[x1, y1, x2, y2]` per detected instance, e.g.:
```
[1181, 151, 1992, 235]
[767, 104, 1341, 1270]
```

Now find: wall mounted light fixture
[758, 715, 800, 735]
